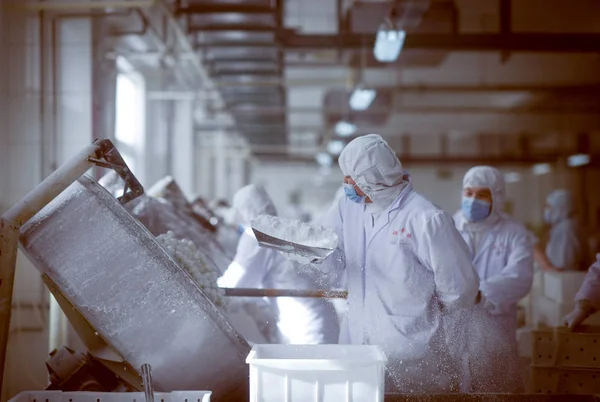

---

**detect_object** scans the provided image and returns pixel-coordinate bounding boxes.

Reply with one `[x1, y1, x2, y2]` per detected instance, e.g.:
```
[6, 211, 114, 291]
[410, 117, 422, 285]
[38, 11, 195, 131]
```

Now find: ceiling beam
[213, 105, 600, 115]
[176, 4, 275, 14]
[279, 33, 600, 52]
[190, 24, 276, 32]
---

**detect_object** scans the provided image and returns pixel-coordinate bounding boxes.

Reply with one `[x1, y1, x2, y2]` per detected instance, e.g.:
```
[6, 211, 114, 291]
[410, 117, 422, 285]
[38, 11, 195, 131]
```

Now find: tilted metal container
[19, 176, 250, 401]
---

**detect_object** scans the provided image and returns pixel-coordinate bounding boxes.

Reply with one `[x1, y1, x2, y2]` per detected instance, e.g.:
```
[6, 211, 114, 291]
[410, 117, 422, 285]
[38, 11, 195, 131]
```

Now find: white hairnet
[463, 166, 506, 213]
[546, 189, 574, 222]
[232, 184, 277, 225]
[338, 134, 405, 206]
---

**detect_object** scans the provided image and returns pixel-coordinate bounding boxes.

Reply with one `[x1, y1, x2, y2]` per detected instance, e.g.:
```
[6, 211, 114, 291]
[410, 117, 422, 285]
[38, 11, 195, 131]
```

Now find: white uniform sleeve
[418, 212, 480, 309]
[219, 233, 271, 288]
[480, 228, 534, 315]
[575, 254, 600, 309]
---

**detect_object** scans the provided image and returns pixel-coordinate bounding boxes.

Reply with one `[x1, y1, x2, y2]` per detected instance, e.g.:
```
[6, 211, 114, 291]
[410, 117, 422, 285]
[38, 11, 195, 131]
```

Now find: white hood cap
[232, 184, 277, 225]
[463, 166, 506, 214]
[338, 134, 405, 206]
[546, 189, 573, 222]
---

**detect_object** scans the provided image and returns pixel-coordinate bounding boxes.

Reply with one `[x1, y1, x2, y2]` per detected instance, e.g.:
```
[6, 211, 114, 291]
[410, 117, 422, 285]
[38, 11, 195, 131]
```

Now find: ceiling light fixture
[567, 154, 590, 167]
[374, 26, 406, 63]
[349, 88, 377, 111]
[316, 152, 333, 167]
[335, 121, 357, 137]
[532, 163, 551, 175]
[327, 140, 346, 155]
[504, 172, 521, 183]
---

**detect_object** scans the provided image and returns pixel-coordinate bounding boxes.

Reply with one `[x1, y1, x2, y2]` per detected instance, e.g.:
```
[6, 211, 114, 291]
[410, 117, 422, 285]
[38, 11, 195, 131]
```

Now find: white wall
[250, 162, 343, 218]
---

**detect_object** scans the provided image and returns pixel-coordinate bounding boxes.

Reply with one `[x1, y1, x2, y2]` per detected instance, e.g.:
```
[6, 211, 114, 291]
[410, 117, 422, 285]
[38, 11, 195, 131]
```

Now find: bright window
[114, 59, 145, 183]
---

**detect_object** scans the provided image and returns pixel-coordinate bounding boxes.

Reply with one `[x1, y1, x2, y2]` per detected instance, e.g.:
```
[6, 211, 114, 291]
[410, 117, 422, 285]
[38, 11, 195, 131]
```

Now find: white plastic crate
[9, 391, 211, 402]
[246, 344, 387, 402]
[517, 327, 533, 358]
[531, 326, 600, 369]
[531, 366, 600, 394]
[543, 271, 587, 304]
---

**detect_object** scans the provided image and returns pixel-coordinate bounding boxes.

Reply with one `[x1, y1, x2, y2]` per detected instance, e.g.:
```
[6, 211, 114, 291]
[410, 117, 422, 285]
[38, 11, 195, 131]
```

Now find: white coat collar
[365, 172, 413, 247]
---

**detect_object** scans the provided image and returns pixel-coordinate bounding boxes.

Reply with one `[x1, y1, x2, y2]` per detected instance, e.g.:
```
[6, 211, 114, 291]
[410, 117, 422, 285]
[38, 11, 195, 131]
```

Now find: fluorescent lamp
[504, 172, 521, 183]
[316, 152, 333, 167]
[349, 88, 376, 111]
[327, 140, 346, 155]
[532, 163, 551, 175]
[567, 154, 590, 167]
[335, 121, 357, 137]
[374, 28, 406, 62]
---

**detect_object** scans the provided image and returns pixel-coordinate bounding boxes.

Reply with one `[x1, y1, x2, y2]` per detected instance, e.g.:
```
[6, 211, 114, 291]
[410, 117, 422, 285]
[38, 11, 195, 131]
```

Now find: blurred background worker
[321, 134, 480, 394]
[449, 166, 534, 393]
[564, 254, 600, 329]
[219, 184, 339, 345]
[544, 189, 589, 271]
[284, 189, 312, 222]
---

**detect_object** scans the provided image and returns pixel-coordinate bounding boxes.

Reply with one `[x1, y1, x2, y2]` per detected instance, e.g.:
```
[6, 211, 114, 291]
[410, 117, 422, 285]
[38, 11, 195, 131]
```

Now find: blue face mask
[461, 197, 491, 222]
[343, 183, 367, 204]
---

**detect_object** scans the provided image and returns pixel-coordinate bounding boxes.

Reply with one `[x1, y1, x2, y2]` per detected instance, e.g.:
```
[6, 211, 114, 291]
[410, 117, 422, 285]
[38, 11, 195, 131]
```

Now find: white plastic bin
[9, 391, 211, 402]
[517, 327, 533, 358]
[246, 344, 387, 402]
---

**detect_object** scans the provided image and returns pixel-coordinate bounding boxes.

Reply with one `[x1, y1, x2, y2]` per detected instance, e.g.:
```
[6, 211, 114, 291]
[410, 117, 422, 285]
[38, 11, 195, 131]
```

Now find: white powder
[251, 214, 338, 250]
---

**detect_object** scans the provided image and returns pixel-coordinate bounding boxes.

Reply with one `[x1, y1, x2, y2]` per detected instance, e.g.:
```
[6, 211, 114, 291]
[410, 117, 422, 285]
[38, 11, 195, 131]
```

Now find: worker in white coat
[219, 184, 339, 344]
[450, 166, 534, 392]
[321, 134, 480, 394]
[544, 189, 588, 270]
[564, 253, 600, 329]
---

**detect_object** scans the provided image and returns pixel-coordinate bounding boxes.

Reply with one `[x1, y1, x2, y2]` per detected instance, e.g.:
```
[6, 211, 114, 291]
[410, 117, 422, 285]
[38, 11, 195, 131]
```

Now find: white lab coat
[323, 180, 480, 394]
[450, 211, 534, 392]
[222, 231, 340, 344]
[575, 253, 600, 309]
[546, 218, 588, 271]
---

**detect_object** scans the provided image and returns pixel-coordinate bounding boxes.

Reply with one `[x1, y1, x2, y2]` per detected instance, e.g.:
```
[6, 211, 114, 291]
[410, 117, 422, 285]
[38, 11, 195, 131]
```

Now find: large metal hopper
[19, 175, 250, 400]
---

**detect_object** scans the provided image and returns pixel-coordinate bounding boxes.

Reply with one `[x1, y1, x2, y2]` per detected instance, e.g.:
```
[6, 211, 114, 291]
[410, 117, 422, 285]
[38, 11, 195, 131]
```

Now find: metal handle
[141, 364, 154, 402]
[88, 139, 144, 204]
[222, 288, 348, 299]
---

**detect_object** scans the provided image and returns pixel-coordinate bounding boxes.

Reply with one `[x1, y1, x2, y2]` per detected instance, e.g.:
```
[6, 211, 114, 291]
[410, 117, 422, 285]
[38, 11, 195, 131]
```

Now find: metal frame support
[0, 139, 140, 395]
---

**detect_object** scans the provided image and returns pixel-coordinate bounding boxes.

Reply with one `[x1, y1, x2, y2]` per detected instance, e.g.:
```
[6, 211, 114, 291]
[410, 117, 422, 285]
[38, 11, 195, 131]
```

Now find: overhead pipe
[207, 79, 600, 91]
[280, 32, 600, 53]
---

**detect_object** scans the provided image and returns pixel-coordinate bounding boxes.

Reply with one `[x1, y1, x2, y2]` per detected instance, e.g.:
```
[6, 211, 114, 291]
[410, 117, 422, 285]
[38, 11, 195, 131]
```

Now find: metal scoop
[251, 228, 335, 263]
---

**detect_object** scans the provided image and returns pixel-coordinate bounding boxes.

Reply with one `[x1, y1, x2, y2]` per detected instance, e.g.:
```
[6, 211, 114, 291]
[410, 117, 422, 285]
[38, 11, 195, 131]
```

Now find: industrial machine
[0, 140, 250, 400]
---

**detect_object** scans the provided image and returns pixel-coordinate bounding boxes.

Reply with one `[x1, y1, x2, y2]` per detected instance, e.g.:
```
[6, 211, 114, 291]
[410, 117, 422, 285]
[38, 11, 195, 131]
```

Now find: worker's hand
[563, 299, 596, 331]
[541, 261, 559, 272]
[563, 308, 589, 331]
